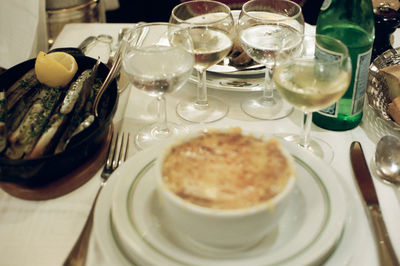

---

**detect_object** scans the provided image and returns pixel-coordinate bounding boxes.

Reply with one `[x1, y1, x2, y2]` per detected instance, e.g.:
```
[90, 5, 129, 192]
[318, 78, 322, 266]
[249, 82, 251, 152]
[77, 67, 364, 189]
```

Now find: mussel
[2, 61, 103, 160]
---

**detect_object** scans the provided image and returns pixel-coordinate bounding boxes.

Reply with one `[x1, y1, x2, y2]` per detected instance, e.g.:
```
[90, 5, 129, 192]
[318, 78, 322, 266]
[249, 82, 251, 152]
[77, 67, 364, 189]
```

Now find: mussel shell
[0, 55, 118, 186]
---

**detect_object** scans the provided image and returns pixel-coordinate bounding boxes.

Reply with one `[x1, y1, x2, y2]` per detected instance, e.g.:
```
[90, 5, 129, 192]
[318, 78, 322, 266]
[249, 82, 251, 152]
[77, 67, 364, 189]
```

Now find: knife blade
[350, 141, 399, 266]
[350, 141, 379, 205]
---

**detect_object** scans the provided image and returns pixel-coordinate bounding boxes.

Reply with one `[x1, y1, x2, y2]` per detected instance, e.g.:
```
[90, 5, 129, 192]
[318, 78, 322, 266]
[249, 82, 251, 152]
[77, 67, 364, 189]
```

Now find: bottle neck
[316, 0, 375, 33]
[371, 4, 400, 60]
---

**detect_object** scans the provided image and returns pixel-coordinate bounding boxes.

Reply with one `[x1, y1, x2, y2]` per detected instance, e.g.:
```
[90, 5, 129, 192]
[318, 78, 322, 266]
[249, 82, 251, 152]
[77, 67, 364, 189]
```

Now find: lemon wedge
[35, 51, 78, 88]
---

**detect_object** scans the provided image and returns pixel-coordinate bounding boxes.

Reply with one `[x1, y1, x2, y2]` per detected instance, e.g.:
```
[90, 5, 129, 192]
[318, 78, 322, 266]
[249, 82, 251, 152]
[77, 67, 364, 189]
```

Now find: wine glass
[122, 23, 195, 150]
[237, 0, 304, 120]
[273, 34, 352, 162]
[170, 0, 235, 123]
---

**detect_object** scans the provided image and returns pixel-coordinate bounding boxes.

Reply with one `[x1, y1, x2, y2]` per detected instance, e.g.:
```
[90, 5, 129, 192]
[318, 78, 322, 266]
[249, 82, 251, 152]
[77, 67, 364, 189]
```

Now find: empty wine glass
[237, 0, 304, 120]
[170, 0, 235, 123]
[122, 23, 195, 150]
[273, 34, 352, 162]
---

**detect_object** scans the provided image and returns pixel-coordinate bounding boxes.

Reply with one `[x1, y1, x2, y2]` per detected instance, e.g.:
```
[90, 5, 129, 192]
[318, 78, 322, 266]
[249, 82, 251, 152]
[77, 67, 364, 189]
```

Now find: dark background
[106, 0, 182, 23]
[105, 0, 324, 25]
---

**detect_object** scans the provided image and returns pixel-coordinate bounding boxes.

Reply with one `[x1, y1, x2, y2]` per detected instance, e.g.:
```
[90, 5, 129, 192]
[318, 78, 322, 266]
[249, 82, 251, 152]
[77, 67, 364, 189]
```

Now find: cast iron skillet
[0, 53, 119, 186]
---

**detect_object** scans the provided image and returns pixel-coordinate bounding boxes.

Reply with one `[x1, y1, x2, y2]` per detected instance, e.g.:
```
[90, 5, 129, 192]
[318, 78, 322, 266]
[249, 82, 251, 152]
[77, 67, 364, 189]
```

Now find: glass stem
[155, 95, 170, 135]
[196, 69, 208, 107]
[261, 66, 275, 105]
[300, 111, 312, 149]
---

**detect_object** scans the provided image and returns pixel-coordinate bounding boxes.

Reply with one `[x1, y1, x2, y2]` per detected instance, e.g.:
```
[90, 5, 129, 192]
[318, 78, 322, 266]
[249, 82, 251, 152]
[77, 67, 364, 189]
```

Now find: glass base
[176, 96, 228, 123]
[135, 122, 188, 150]
[241, 92, 293, 120]
[277, 134, 334, 164]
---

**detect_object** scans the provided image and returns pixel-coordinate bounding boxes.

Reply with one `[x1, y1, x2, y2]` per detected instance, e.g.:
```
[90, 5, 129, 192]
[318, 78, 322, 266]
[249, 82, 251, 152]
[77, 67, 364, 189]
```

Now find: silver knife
[350, 141, 399, 266]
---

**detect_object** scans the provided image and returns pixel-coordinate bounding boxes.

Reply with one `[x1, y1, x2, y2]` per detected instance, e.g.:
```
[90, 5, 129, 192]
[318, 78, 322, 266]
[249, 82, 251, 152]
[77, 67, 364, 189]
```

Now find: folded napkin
[0, 0, 48, 69]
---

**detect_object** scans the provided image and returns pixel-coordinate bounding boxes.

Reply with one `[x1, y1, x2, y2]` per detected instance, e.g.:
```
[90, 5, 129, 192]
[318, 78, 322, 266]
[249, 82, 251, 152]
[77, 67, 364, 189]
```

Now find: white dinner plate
[189, 71, 264, 92]
[93, 138, 359, 265]
[105, 136, 347, 266]
[207, 60, 265, 76]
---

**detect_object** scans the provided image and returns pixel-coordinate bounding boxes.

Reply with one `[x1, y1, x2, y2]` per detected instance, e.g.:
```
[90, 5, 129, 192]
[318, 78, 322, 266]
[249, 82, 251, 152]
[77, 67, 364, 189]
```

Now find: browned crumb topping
[162, 130, 295, 210]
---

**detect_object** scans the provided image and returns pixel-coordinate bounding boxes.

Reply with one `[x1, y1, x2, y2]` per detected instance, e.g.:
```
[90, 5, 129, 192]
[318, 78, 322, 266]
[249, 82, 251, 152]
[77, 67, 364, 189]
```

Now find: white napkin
[0, 0, 48, 69]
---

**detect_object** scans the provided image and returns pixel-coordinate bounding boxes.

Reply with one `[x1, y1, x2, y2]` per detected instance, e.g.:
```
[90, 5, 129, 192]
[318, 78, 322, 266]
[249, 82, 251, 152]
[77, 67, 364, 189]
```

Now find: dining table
[1, 21, 400, 266]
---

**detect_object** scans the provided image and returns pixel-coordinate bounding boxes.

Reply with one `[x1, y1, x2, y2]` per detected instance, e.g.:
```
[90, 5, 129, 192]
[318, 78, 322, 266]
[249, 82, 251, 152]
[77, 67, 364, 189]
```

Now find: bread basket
[367, 47, 400, 131]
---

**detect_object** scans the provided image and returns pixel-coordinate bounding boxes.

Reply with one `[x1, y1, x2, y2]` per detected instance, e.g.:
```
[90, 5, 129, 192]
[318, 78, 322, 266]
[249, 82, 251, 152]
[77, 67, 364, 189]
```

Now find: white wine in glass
[188, 26, 233, 70]
[273, 34, 352, 162]
[123, 23, 195, 150]
[237, 0, 304, 120]
[170, 0, 235, 123]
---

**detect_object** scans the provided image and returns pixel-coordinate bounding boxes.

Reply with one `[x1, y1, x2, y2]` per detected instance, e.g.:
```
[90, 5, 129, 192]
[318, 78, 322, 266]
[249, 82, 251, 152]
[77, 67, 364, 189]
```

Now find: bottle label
[316, 48, 372, 118]
[320, 0, 332, 11]
[313, 42, 343, 117]
[315, 41, 343, 60]
[351, 49, 372, 115]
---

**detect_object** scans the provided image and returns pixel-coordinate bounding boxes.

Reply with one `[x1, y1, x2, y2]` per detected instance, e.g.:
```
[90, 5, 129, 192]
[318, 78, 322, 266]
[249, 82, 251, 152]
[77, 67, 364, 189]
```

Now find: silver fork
[63, 131, 130, 266]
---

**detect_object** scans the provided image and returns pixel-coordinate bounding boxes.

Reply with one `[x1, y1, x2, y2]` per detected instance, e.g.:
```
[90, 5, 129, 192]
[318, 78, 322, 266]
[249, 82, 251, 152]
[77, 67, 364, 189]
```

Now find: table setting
[1, 0, 400, 265]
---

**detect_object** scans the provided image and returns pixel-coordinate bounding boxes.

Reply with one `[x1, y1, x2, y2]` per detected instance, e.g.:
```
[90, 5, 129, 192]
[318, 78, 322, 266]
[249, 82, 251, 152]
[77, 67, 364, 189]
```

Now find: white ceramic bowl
[155, 128, 296, 252]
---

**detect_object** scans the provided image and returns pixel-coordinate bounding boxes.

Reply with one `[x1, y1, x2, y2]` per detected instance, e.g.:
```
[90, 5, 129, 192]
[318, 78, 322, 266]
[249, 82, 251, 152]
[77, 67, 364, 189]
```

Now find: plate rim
[93, 138, 359, 266]
[108, 137, 347, 265]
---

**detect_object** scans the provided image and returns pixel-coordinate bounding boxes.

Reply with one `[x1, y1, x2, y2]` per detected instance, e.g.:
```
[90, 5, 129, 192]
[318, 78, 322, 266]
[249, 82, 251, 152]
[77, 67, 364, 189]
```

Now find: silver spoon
[374, 135, 400, 200]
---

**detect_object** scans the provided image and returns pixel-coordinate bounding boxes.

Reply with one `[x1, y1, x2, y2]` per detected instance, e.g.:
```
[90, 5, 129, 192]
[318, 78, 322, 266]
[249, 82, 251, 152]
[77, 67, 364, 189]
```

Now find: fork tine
[101, 131, 129, 179]
[111, 132, 120, 170]
[116, 132, 125, 167]
[105, 131, 116, 169]
[111, 132, 130, 170]
[120, 133, 130, 164]
[123, 133, 130, 162]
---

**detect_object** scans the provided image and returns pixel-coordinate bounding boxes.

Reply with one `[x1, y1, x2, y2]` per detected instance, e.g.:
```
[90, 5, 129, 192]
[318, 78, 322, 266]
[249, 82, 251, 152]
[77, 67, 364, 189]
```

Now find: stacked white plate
[93, 134, 361, 265]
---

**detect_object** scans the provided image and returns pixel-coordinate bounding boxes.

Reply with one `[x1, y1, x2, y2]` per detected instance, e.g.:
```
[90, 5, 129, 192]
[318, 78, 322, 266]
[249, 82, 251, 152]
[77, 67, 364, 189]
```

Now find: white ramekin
[155, 128, 296, 252]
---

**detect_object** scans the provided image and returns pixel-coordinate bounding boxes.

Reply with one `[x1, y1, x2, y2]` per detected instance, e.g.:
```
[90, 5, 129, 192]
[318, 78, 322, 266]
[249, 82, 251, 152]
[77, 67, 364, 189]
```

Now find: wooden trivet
[0, 126, 113, 201]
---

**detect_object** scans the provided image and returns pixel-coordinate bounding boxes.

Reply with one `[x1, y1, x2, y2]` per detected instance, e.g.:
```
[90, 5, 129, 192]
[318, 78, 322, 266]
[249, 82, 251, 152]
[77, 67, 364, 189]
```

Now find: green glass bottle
[312, 0, 375, 131]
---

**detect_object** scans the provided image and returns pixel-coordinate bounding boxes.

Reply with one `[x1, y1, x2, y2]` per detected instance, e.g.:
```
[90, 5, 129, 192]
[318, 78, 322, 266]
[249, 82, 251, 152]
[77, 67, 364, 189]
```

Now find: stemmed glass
[170, 0, 235, 123]
[237, 0, 304, 120]
[273, 34, 352, 162]
[122, 23, 195, 150]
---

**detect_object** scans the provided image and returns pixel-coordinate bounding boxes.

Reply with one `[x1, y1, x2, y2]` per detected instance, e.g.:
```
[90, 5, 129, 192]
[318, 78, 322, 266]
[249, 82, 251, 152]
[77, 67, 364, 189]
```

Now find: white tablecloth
[0, 23, 399, 266]
[0, 0, 47, 69]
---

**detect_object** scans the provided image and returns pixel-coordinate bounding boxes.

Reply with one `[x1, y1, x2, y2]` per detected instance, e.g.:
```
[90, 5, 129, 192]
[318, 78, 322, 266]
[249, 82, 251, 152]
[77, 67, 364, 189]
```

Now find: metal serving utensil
[92, 31, 129, 117]
[350, 141, 399, 266]
[78, 36, 96, 52]
[93, 23, 148, 117]
[374, 135, 400, 203]
[63, 131, 130, 266]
